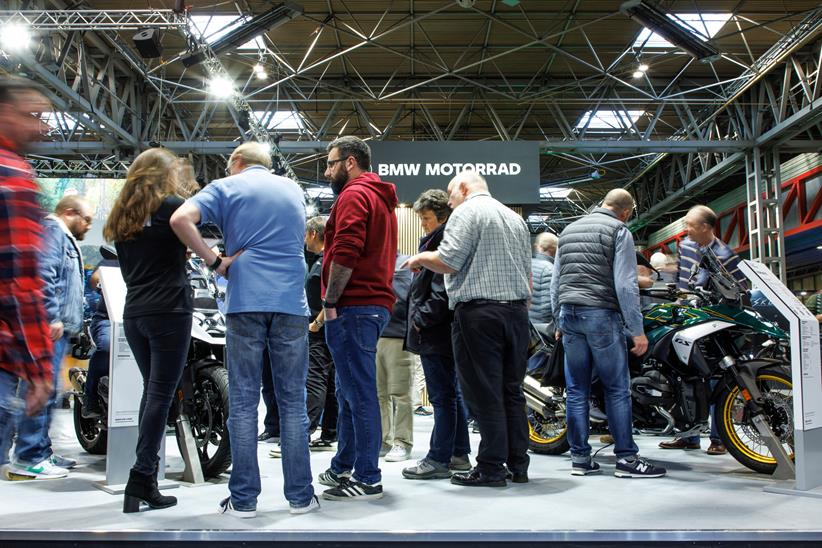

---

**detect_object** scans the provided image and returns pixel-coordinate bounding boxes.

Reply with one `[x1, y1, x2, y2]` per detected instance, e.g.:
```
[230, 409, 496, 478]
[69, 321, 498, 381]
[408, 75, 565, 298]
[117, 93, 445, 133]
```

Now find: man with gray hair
[551, 188, 666, 479]
[530, 232, 558, 325]
[171, 141, 318, 516]
[404, 170, 532, 487]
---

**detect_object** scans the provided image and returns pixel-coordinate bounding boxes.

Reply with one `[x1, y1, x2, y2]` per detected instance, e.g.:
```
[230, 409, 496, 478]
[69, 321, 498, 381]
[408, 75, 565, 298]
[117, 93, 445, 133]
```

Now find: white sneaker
[6, 458, 69, 480]
[385, 444, 412, 462]
[217, 497, 256, 518]
[269, 445, 282, 459]
[290, 494, 320, 515]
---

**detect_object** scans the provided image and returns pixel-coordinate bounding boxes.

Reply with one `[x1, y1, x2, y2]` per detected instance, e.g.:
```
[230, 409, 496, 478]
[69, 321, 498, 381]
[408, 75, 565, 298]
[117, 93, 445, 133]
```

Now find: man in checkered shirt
[0, 78, 55, 476]
[403, 170, 532, 487]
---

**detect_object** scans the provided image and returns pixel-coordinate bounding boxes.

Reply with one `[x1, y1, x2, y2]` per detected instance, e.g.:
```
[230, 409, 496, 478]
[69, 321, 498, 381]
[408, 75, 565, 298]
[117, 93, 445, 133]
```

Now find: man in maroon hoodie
[317, 136, 399, 501]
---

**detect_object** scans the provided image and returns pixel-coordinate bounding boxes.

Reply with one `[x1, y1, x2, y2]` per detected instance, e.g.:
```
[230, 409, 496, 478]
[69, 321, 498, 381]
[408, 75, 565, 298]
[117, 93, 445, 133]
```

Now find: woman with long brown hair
[104, 148, 197, 513]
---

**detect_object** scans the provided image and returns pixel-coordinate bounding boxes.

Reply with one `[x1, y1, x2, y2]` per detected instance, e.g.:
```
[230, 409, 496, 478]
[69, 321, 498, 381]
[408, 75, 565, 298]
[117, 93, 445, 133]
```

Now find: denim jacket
[40, 215, 84, 336]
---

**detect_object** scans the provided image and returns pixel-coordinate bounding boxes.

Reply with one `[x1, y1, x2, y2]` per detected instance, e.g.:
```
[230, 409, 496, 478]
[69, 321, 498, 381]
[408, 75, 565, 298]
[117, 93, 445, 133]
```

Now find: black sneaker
[322, 479, 384, 501]
[257, 432, 279, 443]
[614, 456, 666, 478]
[571, 460, 602, 476]
[317, 467, 352, 487]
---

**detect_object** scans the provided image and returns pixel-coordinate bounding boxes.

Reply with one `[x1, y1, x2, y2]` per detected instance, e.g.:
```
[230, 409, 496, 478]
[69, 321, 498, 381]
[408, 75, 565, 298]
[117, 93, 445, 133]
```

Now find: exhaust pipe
[523, 375, 563, 417]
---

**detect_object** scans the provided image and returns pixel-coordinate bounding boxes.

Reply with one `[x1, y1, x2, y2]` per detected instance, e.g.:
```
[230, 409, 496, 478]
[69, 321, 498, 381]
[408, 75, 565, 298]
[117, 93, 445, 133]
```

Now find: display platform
[1, 407, 821, 548]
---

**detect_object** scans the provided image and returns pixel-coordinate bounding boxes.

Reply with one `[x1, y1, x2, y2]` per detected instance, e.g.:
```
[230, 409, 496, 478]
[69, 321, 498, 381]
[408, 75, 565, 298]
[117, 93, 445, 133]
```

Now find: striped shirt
[438, 192, 531, 308]
[677, 236, 746, 290]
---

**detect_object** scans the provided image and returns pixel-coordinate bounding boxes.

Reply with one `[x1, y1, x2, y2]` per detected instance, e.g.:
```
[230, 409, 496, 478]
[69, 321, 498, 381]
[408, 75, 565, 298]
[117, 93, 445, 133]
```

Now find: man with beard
[0, 77, 54, 480]
[317, 136, 399, 501]
[10, 195, 93, 479]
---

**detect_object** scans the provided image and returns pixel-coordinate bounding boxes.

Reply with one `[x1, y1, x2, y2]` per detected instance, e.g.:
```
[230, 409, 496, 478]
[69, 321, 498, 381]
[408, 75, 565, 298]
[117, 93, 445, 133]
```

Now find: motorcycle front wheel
[183, 365, 231, 478]
[72, 394, 107, 455]
[716, 367, 794, 475]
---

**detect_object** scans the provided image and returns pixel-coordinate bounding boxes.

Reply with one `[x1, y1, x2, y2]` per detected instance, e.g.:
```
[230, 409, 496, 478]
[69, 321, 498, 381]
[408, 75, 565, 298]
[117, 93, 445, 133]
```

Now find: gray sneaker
[449, 454, 472, 472]
[402, 458, 451, 480]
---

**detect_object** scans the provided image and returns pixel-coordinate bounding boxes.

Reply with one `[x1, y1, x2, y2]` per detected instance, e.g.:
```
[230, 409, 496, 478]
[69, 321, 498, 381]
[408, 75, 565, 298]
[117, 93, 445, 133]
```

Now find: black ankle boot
[123, 469, 177, 513]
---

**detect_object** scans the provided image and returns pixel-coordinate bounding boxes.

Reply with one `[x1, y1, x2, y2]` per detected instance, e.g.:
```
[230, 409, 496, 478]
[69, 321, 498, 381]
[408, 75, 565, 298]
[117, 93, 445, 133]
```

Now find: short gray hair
[450, 169, 489, 193]
[413, 189, 451, 222]
[230, 142, 272, 170]
[687, 205, 717, 227]
[305, 215, 327, 242]
[534, 232, 558, 254]
[602, 188, 635, 213]
[327, 136, 371, 170]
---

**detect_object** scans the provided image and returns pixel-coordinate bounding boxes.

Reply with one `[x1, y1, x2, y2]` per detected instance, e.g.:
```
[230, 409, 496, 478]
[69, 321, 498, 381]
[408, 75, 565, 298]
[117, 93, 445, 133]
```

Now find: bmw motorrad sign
[369, 141, 540, 204]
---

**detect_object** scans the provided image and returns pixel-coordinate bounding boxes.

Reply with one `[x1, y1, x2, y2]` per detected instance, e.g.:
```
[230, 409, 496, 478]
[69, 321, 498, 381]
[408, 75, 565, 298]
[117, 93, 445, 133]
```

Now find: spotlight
[208, 76, 235, 98]
[255, 69, 268, 80]
[0, 22, 32, 52]
[181, 2, 304, 67]
[638, 63, 649, 72]
[621, 0, 721, 63]
[253, 63, 265, 73]
[633, 70, 644, 79]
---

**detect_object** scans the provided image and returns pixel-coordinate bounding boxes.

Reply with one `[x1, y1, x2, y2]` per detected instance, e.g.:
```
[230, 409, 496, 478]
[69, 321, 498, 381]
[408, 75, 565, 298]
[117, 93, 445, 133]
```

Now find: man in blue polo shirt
[171, 142, 318, 517]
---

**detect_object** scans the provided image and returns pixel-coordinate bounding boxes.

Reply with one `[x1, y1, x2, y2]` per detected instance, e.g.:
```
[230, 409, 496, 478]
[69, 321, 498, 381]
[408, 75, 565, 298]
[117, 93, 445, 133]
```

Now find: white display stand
[738, 260, 822, 498]
[94, 267, 177, 494]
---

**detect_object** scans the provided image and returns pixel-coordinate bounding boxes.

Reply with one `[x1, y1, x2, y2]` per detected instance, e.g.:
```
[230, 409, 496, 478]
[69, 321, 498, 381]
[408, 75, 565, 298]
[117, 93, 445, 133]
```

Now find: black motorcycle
[69, 258, 231, 478]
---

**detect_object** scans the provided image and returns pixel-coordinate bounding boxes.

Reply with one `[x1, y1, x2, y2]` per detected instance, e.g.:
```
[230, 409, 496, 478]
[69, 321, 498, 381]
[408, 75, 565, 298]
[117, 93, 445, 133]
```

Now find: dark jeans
[124, 314, 192, 476]
[420, 353, 471, 465]
[325, 306, 390, 485]
[452, 301, 530, 479]
[559, 304, 639, 462]
[84, 318, 110, 412]
[307, 330, 337, 440]
[260, 349, 280, 436]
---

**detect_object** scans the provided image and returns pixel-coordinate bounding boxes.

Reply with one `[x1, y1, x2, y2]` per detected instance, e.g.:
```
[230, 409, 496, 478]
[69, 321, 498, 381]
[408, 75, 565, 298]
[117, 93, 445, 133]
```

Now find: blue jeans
[84, 319, 110, 412]
[15, 335, 69, 464]
[685, 380, 720, 444]
[420, 353, 471, 465]
[559, 305, 639, 462]
[0, 370, 24, 466]
[325, 306, 390, 485]
[225, 312, 313, 510]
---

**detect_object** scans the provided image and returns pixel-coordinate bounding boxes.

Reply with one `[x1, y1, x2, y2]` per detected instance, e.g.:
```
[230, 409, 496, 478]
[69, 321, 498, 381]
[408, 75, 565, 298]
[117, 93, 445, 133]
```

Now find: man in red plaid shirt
[0, 78, 55, 477]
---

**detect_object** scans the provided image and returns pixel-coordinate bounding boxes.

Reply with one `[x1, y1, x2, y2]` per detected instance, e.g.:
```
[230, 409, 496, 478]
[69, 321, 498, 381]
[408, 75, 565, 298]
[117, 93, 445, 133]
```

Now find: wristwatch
[322, 299, 337, 309]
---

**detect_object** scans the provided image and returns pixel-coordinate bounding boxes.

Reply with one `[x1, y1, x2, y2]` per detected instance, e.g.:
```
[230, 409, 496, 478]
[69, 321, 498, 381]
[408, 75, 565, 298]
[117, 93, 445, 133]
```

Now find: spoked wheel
[72, 394, 108, 455]
[184, 366, 231, 478]
[716, 367, 794, 475]
[527, 388, 570, 455]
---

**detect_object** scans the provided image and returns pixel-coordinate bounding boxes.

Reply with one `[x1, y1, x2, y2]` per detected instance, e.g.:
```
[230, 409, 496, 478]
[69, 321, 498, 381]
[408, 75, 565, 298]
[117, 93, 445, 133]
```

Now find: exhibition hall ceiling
[2, 0, 821, 230]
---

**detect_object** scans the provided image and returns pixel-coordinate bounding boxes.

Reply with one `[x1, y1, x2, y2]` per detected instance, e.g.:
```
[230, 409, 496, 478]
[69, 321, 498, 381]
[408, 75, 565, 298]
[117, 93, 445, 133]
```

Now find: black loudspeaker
[133, 29, 163, 58]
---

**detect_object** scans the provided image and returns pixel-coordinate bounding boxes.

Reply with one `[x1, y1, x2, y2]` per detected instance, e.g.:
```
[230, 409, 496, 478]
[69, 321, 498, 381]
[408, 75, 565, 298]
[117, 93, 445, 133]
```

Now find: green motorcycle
[526, 253, 793, 475]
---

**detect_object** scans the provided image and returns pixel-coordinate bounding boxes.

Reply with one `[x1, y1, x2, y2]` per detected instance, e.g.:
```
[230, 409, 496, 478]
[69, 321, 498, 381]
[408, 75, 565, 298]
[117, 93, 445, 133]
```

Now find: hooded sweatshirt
[322, 172, 399, 311]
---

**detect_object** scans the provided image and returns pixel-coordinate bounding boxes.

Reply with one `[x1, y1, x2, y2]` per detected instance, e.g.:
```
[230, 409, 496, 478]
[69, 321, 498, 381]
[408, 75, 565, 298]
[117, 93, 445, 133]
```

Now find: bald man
[551, 189, 666, 479]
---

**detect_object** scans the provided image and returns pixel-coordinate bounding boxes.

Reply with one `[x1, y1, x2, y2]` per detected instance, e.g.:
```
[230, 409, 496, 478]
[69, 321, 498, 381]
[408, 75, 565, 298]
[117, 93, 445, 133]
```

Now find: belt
[460, 299, 527, 306]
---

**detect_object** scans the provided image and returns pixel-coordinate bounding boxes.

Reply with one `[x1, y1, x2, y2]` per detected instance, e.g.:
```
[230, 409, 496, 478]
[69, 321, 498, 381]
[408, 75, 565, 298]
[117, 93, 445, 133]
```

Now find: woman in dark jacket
[103, 148, 198, 513]
[402, 189, 471, 480]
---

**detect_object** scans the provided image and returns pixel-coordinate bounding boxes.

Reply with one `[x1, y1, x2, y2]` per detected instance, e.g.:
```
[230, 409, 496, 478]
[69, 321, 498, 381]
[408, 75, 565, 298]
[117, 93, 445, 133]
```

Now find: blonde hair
[534, 232, 558, 254]
[104, 148, 193, 242]
[229, 142, 273, 170]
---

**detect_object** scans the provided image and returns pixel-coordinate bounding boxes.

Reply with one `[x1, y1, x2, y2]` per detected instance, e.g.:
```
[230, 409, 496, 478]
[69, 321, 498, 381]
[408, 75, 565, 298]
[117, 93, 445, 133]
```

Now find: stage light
[208, 76, 235, 98]
[182, 2, 304, 67]
[633, 70, 644, 79]
[638, 63, 649, 72]
[621, 0, 721, 63]
[255, 69, 268, 80]
[0, 22, 32, 52]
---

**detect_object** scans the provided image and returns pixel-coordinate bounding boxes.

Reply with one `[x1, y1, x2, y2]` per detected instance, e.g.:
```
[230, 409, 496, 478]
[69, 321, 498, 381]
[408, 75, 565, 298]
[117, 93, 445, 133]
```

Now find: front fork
[722, 354, 795, 479]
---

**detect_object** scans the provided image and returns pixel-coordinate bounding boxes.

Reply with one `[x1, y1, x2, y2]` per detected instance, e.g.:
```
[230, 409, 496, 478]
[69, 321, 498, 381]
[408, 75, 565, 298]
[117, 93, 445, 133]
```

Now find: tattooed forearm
[324, 261, 353, 304]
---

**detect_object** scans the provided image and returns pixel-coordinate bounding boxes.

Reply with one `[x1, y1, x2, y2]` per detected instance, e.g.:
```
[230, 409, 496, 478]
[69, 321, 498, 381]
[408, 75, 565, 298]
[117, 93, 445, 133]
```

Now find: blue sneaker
[50, 454, 77, 469]
[571, 460, 602, 476]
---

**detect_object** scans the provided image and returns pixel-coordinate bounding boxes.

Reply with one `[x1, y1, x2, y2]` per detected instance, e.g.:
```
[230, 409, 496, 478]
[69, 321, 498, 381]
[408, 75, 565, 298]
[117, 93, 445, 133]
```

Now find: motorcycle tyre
[179, 365, 231, 479]
[72, 394, 108, 455]
[715, 367, 794, 475]
[528, 410, 570, 455]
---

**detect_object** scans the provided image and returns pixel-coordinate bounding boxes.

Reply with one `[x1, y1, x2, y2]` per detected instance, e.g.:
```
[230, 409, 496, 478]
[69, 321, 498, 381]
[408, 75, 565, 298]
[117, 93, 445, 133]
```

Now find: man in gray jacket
[10, 195, 92, 479]
[551, 189, 665, 479]
[529, 232, 557, 325]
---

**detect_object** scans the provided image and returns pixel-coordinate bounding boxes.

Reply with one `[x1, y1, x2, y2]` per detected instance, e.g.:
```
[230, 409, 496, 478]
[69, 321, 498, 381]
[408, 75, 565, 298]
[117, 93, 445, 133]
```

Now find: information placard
[739, 260, 822, 430]
[98, 266, 143, 429]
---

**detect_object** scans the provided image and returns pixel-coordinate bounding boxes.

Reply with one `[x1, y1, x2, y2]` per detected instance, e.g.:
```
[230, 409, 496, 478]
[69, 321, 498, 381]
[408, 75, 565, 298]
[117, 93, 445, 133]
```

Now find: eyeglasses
[326, 156, 351, 169]
[69, 209, 93, 224]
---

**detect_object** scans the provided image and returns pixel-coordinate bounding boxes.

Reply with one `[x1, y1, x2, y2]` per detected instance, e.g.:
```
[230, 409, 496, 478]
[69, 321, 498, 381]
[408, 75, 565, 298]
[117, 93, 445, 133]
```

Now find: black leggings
[124, 314, 191, 476]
